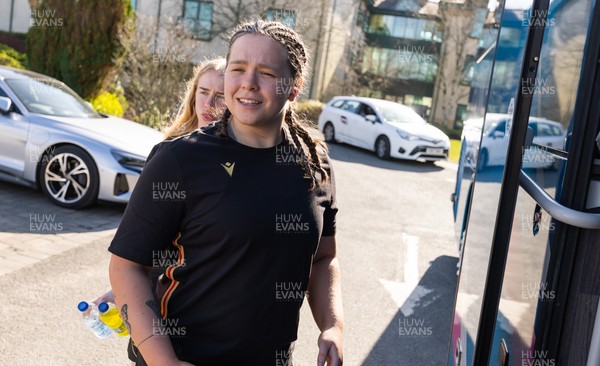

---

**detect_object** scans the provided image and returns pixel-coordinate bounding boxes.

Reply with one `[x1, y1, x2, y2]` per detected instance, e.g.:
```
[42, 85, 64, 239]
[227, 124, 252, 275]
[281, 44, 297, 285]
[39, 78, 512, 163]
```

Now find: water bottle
[98, 302, 129, 337]
[77, 301, 112, 339]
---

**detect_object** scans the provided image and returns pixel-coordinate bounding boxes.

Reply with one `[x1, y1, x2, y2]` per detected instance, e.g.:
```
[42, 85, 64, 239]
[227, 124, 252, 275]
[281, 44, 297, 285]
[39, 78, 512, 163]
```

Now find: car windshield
[375, 102, 425, 124]
[5, 78, 100, 118]
[484, 122, 500, 134]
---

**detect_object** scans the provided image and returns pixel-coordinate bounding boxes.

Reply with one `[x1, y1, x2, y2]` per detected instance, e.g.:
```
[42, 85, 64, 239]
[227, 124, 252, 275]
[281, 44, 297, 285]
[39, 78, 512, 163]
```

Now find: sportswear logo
[221, 162, 235, 177]
[301, 167, 311, 179]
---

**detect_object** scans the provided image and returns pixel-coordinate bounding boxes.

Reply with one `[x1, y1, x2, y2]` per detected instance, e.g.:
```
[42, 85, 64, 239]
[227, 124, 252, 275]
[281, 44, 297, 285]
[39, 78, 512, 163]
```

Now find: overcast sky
[488, 0, 536, 10]
[503, 0, 535, 9]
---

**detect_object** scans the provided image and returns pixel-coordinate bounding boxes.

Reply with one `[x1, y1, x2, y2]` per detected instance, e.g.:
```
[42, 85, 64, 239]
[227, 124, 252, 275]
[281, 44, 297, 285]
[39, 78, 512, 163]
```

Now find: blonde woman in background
[163, 57, 226, 139]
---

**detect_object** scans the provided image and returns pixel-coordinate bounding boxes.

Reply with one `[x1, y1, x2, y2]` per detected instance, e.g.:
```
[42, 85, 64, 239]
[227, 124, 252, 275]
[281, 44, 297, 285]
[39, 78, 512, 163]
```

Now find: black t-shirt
[109, 125, 337, 365]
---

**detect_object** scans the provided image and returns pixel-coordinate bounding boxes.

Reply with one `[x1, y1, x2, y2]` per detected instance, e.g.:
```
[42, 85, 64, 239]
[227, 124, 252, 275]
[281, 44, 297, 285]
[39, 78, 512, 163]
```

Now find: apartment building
[359, 0, 491, 126]
[2, 0, 496, 127]
[123, 0, 361, 100]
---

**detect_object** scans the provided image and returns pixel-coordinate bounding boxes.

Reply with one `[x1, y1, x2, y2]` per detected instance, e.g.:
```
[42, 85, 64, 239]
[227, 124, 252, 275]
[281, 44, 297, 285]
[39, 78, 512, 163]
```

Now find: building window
[356, 10, 368, 31]
[498, 27, 523, 48]
[470, 9, 487, 38]
[361, 46, 438, 82]
[264, 8, 296, 29]
[461, 55, 476, 85]
[367, 14, 442, 43]
[455, 104, 468, 129]
[359, 88, 383, 99]
[183, 1, 213, 40]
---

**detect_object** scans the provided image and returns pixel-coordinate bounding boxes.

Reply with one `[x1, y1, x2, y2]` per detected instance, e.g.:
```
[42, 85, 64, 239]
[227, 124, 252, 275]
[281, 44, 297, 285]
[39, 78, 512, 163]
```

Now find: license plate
[426, 148, 443, 155]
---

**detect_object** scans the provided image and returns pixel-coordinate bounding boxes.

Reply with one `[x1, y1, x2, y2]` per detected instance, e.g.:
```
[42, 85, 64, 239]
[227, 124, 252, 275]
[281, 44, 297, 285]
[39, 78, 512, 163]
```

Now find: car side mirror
[0, 97, 12, 114]
[493, 130, 505, 139]
[365, 114, 377, 123]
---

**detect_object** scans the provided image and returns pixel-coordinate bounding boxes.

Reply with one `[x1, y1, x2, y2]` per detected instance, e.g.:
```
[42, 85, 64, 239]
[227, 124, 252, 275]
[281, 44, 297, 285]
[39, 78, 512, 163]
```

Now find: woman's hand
[91, 289, 115, 306]
[317, 326, 343, 366]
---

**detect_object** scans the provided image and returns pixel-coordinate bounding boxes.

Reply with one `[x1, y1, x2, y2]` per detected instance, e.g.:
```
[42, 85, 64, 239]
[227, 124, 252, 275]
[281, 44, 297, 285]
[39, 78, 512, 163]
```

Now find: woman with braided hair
[108, 20, 343, 366]
[91, 56, 226, 366]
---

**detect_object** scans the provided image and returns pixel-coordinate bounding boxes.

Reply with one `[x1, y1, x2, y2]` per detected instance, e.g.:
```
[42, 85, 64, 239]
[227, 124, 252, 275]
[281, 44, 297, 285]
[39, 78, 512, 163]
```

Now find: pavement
[0, 144, 460, 366]
[0, 181, 123, 277]
[0, 180, 129, 366]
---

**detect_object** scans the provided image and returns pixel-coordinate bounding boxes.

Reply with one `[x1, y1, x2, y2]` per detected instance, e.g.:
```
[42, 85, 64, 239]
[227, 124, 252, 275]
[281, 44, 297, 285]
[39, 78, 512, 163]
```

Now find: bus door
[449, 0, 600, 365]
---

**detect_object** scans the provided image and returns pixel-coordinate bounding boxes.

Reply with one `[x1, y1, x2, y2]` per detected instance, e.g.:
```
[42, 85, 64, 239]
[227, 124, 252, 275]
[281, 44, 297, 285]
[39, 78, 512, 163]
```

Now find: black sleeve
[108, 143, 186, 266]
[321, 152, 338, 237]
[146, 143, 161, 162]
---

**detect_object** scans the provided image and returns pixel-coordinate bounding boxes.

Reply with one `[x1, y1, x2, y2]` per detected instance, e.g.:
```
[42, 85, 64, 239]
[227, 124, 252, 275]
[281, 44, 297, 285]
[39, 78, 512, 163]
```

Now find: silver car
[0, 66, 163, 209]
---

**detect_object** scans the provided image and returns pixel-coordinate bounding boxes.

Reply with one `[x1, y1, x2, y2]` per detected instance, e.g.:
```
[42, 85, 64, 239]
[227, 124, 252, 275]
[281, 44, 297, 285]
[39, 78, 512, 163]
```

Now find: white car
[462, 113, 566, 170]
[317, 96, 450, 161]
[0, 66, 163, 209]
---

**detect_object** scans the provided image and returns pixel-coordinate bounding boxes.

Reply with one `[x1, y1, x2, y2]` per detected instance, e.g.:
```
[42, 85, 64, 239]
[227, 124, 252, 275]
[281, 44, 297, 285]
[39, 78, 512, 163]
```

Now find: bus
[449, 0, 600, 365]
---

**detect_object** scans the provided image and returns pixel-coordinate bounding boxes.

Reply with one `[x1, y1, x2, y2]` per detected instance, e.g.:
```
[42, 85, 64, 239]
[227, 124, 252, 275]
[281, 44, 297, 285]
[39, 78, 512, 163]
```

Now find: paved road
[0, 143, 459, 366]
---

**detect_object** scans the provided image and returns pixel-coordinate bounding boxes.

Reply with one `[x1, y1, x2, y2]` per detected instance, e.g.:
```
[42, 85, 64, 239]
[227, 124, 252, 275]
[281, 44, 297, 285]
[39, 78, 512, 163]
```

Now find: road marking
[379, 233, 433, 316]
[404, 233, 419, 285]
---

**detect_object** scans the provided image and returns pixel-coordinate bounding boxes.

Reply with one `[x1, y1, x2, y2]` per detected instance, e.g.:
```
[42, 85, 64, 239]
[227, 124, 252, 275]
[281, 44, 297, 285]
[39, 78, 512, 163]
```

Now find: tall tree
[433, 0, 489, 127]
[210, 0, 296, 36]
[27, 0, 134, 99]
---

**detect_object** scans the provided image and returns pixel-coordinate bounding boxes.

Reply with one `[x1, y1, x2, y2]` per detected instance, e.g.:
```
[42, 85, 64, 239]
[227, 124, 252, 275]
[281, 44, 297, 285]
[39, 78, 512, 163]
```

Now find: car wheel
[375, 136, 391, 160]
[38, 145, 99, 209]
[478, 149, 489, 172]
[323, 123, 336, 143]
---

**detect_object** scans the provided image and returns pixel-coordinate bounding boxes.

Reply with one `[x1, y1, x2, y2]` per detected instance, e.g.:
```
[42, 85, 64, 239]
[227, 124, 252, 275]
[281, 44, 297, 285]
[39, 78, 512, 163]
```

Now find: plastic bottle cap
[98, 302, 109, 313]
[78, 301, 89, 312]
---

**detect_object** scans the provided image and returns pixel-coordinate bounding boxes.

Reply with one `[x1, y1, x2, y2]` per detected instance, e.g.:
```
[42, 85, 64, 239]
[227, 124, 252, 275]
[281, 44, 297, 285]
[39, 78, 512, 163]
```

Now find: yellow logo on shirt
[221, 162, 235, 177]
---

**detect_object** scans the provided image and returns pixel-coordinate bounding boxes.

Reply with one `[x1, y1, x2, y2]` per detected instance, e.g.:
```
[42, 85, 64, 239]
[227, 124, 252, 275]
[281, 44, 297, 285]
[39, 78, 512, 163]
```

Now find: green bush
[294, 99, 325, 126]
[433, 123, 462, 140]
[0, 44, 26, 69]
[26, 0, 134, 99]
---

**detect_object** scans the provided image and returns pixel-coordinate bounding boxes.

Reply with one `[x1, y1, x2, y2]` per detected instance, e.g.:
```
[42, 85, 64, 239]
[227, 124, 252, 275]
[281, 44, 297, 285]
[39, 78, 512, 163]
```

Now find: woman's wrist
[135, 334, 179, 366]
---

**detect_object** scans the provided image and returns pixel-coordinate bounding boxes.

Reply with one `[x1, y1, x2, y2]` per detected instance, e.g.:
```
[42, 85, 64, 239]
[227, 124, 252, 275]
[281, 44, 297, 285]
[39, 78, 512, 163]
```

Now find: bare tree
[338, 36, 366, 97]
[117, 16, 194, 129]
[209, 0, 303, 38]
[354, 45, 399, 98]
[348, 37, 421, 102]
[433, 1, 488, 127]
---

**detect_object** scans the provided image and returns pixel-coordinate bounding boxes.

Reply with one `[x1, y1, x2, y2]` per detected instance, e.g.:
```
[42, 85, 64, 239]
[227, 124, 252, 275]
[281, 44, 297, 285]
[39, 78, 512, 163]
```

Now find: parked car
[462, 113, 566, 170]
[317, 96, 450, 161]
[0, 66, 163, 209]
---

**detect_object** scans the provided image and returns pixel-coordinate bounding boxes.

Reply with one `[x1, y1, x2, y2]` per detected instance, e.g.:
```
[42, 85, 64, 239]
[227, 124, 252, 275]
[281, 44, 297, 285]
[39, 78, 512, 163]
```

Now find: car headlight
[111, 149, 146, 173]
[396, 129, 419, 141]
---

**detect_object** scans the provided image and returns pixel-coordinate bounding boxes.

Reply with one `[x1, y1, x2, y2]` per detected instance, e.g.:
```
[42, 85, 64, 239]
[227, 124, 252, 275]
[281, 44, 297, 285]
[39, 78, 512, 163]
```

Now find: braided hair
[218, 20, 328, 189]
